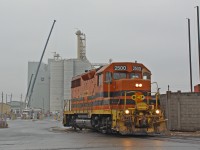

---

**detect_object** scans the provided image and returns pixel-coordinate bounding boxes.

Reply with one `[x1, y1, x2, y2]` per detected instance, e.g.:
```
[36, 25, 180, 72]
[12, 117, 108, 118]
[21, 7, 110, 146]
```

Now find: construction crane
[27, 20, 56, 107]
[24, 74, 34, 107]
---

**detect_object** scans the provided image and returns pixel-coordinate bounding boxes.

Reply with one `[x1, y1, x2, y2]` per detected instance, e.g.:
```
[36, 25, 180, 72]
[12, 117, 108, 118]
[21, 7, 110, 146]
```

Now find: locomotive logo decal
[131, 92, 145, 102]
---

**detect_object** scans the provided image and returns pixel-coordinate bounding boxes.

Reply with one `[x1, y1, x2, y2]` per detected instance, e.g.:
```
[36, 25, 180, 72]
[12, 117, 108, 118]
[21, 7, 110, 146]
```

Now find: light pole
[187, 18, 193, 92]
[195, 6, 200, 81]
[1, 92, 3, 119]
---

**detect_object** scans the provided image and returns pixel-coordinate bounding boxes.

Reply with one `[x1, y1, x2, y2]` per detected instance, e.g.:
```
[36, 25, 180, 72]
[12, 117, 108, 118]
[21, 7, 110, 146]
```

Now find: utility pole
[6, 94, 7, 104]
[43, 98, 44, 114]
[1, 92, 3, 119]
[20, 94, 22, 114]
[10, 93, 12, 102]
[195, 6, 200, 81]
[187, 18, 193, 92]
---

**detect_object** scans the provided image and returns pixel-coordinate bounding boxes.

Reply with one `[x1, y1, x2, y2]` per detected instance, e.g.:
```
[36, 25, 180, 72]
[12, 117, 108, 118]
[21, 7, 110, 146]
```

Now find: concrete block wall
[160, 91, 200, 131]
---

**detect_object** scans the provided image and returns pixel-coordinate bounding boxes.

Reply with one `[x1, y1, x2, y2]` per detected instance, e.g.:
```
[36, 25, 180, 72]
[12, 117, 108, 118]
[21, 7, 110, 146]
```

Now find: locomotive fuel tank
[75, 119, 92, 129]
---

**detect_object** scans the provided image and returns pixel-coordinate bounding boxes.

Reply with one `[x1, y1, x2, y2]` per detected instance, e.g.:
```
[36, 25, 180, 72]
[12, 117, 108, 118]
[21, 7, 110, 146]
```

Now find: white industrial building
[27, 30, 92, 113]
[27, 62, 49, 113]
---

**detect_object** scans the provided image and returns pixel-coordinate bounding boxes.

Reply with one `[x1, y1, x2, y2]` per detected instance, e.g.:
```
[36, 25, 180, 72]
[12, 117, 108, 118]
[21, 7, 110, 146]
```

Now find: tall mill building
[27, 30, 92, 113]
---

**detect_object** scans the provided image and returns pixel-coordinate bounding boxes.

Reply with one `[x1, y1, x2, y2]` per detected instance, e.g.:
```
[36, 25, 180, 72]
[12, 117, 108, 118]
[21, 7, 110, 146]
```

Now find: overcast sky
[1, 0, 200, 101]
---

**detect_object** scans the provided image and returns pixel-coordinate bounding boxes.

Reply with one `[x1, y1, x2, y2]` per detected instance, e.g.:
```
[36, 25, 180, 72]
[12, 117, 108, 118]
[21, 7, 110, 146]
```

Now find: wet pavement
[0, 119, 200, 150]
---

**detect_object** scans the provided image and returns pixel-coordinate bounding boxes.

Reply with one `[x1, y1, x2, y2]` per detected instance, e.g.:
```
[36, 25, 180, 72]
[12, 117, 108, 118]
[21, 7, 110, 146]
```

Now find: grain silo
[49, 59, 64, 113]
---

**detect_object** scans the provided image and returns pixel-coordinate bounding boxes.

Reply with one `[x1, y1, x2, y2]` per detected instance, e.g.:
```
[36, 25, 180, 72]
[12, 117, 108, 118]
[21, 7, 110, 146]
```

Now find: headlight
[155, 109, 160, 114]
[125, 109, 130, 114]
[135, 83, 142, 87]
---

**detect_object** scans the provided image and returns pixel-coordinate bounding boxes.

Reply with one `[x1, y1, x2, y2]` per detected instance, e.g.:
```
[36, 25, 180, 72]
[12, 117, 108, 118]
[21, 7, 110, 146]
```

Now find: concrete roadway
[0, 119, 200, 150]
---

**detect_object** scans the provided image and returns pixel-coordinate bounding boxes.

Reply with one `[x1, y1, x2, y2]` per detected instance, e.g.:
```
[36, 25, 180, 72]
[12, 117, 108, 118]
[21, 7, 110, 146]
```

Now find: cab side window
[98, 73, 103, 86]
[143, 72, 151, 80]
[105, 72, 112, 83]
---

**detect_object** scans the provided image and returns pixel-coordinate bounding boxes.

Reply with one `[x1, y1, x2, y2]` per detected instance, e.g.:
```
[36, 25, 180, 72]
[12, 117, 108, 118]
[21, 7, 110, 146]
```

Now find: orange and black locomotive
[63, 62, 165, 135]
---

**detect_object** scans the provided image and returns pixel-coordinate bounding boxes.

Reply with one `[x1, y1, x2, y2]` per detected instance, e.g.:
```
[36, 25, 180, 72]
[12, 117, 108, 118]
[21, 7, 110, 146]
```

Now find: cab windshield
[113, 72, 126, 80]
[130, 73, 140, 79]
